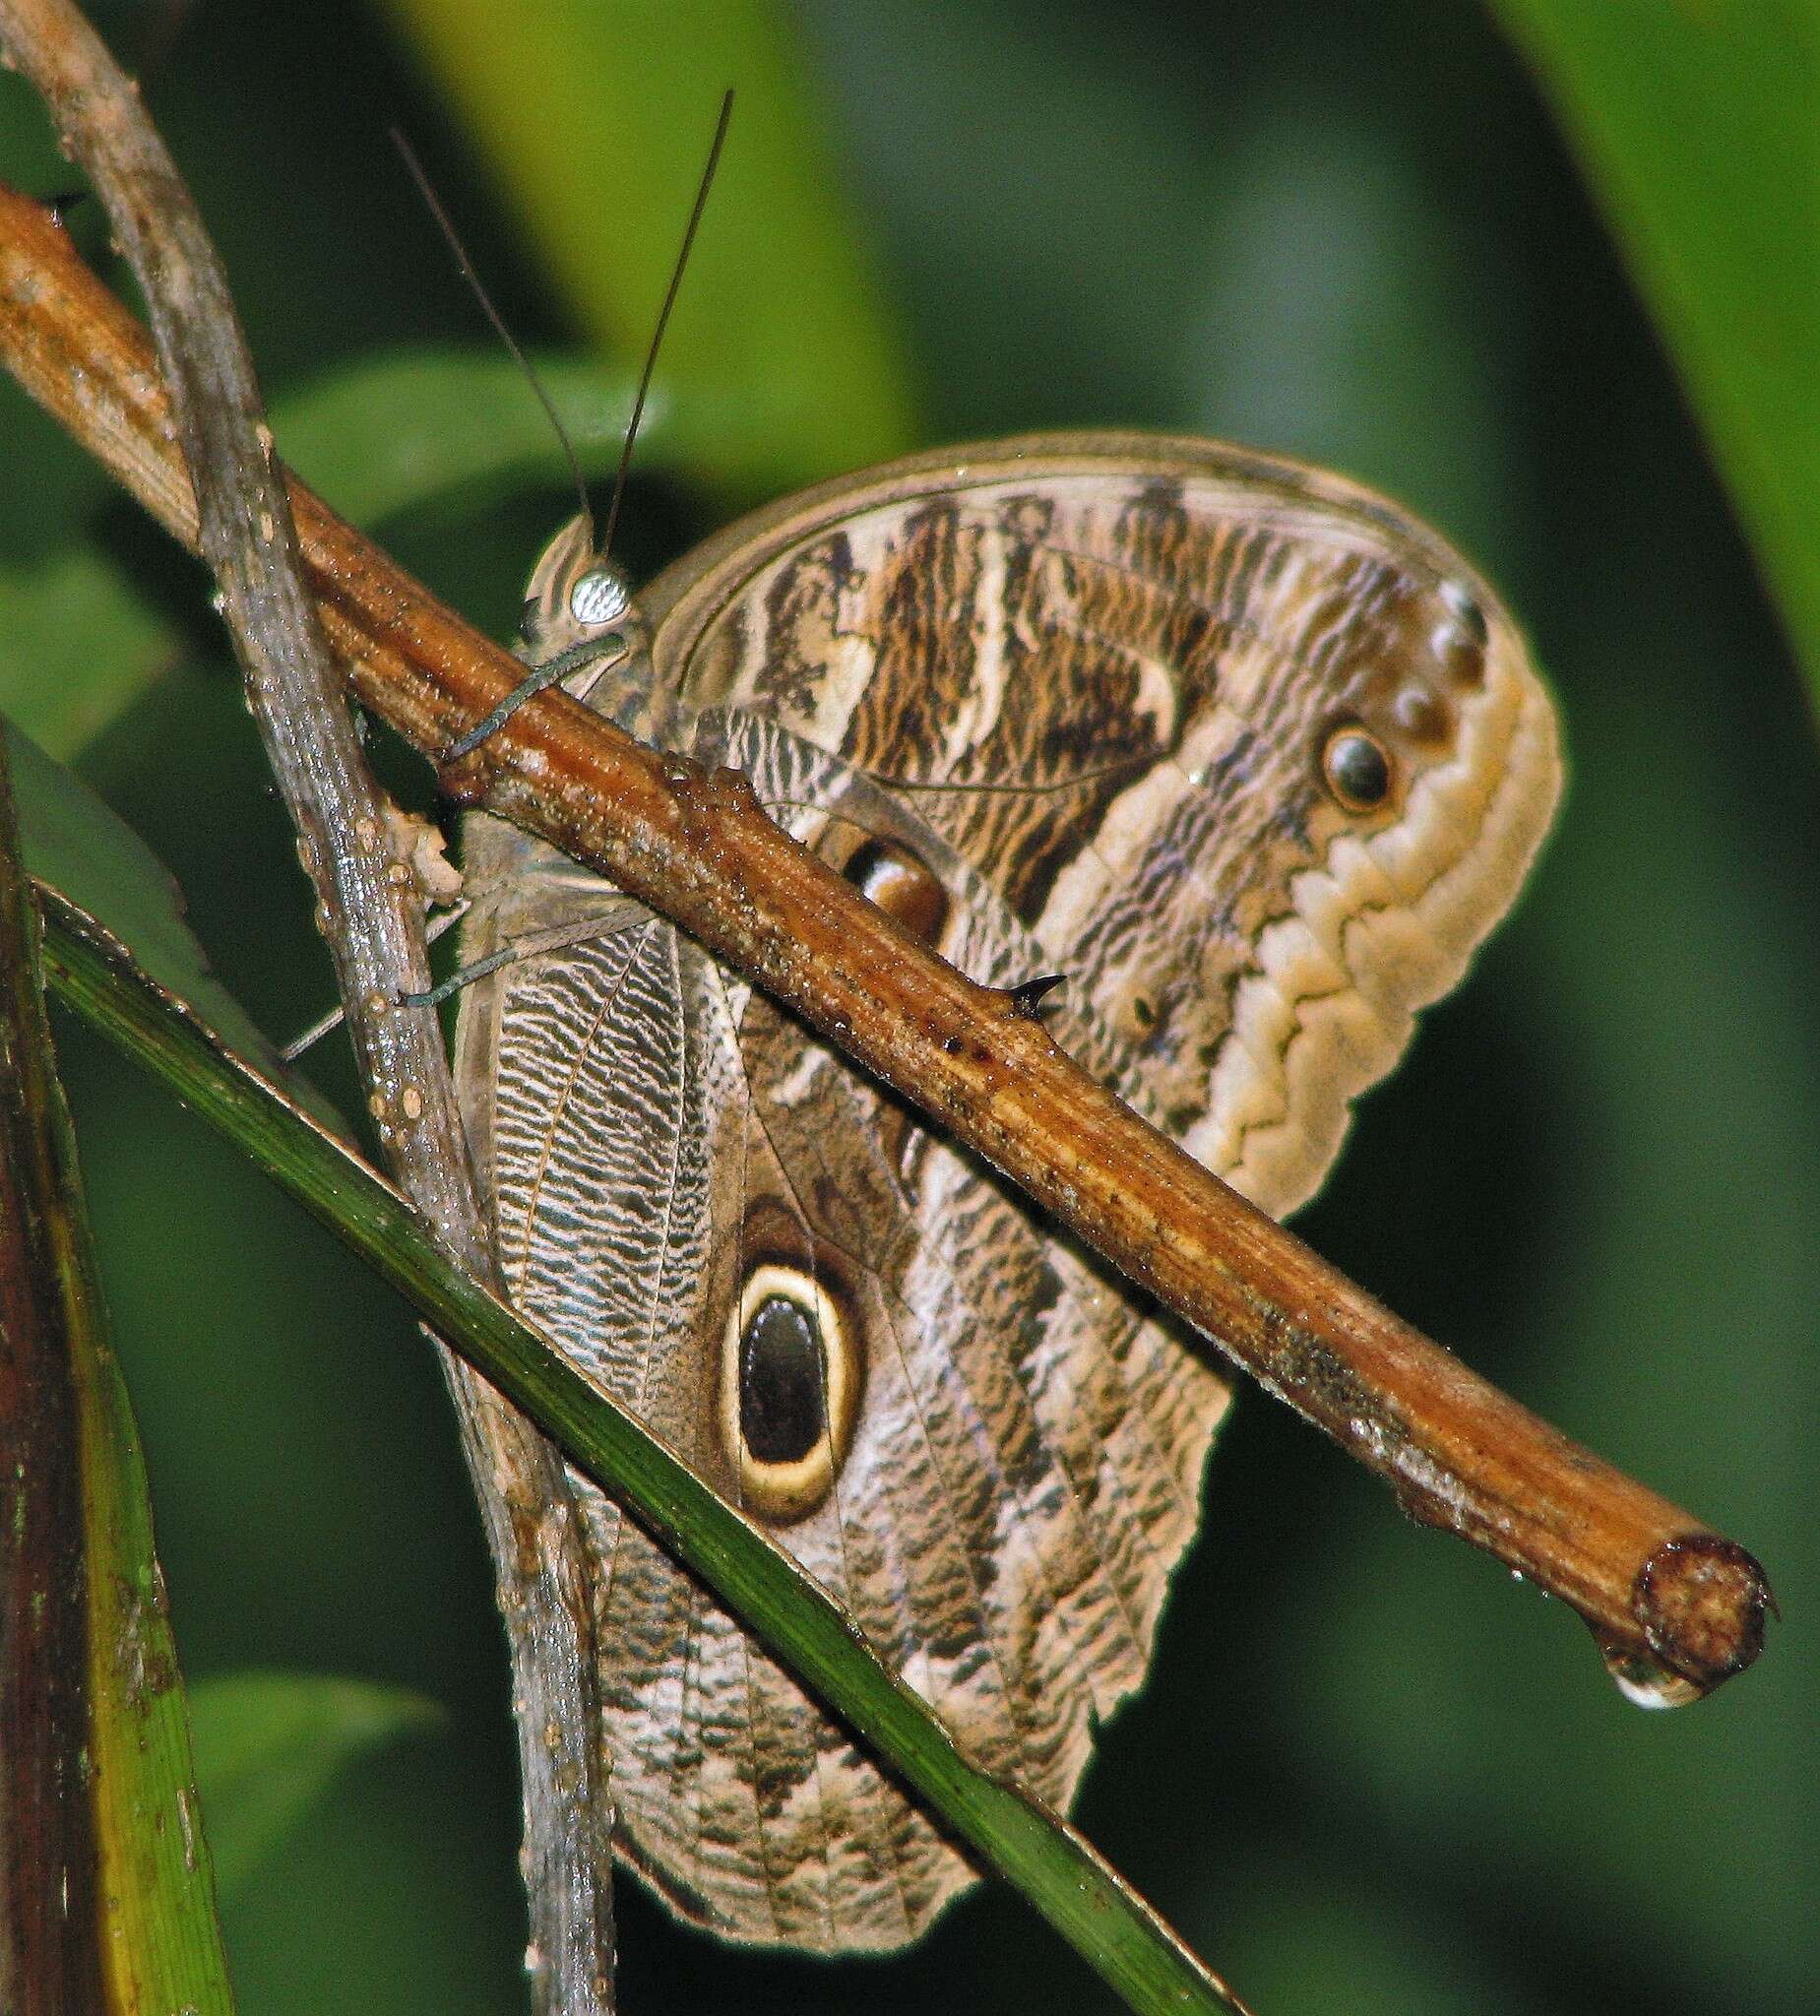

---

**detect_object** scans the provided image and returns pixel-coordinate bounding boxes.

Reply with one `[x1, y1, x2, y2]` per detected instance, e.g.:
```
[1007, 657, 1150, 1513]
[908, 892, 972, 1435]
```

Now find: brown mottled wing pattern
[658, 437, 1559, 1215]
[455, 435, 1561, 1953]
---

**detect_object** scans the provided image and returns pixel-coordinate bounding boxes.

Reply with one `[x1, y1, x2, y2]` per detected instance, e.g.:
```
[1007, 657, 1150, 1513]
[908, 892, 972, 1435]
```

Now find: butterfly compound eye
[570, 565, 632, 628]
[1321, 724, 1394, 813]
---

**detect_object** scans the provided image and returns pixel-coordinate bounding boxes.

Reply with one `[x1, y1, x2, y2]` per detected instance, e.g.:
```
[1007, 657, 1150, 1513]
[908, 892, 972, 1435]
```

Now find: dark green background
[1, 4, 1812, 2012]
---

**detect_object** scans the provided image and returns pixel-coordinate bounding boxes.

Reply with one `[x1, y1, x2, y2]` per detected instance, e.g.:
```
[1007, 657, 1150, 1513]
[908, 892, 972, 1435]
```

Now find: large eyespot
[740, 1293, 823, 1464]
[842, 836, 949, 946]
[1320, 724, 1394, 813]
[720, 1264, 858, 1523]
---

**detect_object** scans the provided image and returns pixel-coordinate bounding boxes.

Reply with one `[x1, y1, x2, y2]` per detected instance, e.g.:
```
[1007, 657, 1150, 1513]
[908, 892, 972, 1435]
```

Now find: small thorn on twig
[1006, 973, 1067, 1019]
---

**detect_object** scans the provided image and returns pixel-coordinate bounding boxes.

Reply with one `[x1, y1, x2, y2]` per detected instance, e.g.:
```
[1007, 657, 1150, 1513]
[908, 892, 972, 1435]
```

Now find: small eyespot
[1434, 581, 1489, 687]
[1321, 724, 1393, 813]
[1439, 579, 1489, 647]
[570, 566, 632, 627]
[1390, 681, 1449, 742]
[843, 837, 949, 946]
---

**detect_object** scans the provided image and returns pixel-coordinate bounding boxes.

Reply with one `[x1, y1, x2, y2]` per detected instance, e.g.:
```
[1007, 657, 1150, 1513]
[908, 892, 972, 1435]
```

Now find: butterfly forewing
[455, 434, 1560, 1951]
[650, 435, 1559, 1217]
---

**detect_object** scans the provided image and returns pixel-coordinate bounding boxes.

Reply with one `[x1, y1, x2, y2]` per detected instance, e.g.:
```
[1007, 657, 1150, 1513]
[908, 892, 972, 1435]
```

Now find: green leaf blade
[272, 347, 639, 526]
[1490, 0, 1820, 715]
[0, 727, 234, 2014]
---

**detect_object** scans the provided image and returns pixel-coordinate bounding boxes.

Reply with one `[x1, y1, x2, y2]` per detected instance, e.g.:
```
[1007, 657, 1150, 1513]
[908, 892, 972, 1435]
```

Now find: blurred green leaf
[1489, 0, 1820, 714]
[272, 346, 639, 525]
[189, 1671, 444, 1900]
[371, 0, 918, 499]
[0, 548, 177, 759]
[4, 718, 300, 1094]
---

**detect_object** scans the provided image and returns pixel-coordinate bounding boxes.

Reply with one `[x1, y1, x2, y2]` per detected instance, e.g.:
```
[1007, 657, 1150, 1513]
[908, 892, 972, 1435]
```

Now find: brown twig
[0, 6, 617, 2011]
[0, 178, 1773, 1698]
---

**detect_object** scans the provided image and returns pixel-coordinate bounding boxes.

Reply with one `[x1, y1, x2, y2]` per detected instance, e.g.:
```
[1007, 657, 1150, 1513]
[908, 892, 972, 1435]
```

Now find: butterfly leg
[445, 632, 633, 759]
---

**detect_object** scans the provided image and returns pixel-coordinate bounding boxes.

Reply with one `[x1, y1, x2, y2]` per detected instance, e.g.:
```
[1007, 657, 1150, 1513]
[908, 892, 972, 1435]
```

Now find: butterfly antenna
[597, 88, 734, 565]
[392, 126, 596, 550]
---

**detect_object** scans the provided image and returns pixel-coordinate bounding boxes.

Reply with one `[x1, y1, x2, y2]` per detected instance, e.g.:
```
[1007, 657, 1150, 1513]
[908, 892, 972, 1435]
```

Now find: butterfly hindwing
[461, 745, 1214, 1946]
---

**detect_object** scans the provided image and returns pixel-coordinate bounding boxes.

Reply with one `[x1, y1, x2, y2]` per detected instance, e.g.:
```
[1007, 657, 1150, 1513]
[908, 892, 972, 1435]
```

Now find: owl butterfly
[453, 433, 1561, 1952]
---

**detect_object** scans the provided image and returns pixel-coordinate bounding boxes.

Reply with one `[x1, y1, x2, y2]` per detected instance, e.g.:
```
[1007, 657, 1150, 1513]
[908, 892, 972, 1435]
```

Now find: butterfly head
[520, 513, 661, 739]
